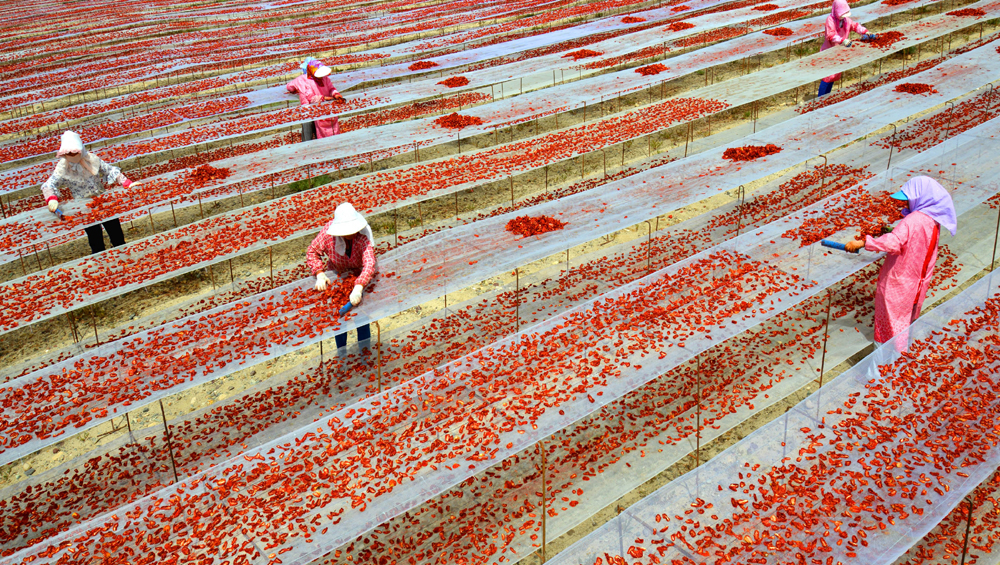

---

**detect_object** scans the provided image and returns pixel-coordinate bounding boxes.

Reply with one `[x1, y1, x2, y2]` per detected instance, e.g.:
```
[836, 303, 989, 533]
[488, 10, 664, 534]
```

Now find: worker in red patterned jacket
[306, 202, 378, 348]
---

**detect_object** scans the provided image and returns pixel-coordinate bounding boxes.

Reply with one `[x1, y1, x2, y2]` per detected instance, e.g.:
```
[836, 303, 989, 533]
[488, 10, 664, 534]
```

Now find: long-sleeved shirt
[306, 222, 378, 287]
[865, 210, 939, 346]
[40, 156, 128, 202]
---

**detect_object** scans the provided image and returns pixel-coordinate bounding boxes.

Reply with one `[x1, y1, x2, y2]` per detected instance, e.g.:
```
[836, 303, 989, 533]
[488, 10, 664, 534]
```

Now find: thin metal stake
[734, 185, 748, 236]
[816, 290, 833, 387]
[158, 400, 180, 483]
[695, 355, 702, 467]
[991, 203, 1000, 271]
[90, 307, 100, 346]
[958, 492, 976, 565]
[540, 442, 548, 562]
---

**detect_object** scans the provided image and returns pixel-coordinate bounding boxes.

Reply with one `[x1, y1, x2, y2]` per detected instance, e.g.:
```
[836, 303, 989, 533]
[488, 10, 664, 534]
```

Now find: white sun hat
[314, 65, 332, 78]
[326, 203, 369, 236]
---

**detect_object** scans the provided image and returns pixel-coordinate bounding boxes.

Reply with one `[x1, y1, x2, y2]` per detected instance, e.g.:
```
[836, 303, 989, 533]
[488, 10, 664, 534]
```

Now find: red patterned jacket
[306, 222, 377, 287]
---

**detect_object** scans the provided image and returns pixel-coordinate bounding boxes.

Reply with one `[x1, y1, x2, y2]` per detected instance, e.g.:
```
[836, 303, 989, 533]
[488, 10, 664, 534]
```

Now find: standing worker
[287, 58, 344, 140]
[817, 0, 877, 97]
[41, 131, 143, 254]
[307, 202, 378, 349]
[843, 176, 957, 346]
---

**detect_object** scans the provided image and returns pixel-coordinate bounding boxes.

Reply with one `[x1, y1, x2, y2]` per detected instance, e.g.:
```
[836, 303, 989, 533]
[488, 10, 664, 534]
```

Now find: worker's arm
[323, 79, 344, 102]
[306, 231, 332, 290]
[850, 20, 868, 36]
[40, 173, 61, 213]
[825, 17, 845, 45]
[863, 220, 910, 255]
[349, 235, 377, 305]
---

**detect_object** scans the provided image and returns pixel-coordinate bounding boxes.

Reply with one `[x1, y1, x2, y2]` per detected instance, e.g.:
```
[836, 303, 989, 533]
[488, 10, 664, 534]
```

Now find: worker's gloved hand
[860, 33, 877, 42]
[844, 239, 865, 253]
[47, 199, 59, 213]
[843, 39, 853, 47]
[315, 272, 331, 291]
[334, 93, 345, 103]
[349, 284, 363, 306]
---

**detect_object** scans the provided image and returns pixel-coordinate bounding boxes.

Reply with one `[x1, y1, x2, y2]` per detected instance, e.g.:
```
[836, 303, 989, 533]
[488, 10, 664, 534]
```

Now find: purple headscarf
[899, 176, 957, 236]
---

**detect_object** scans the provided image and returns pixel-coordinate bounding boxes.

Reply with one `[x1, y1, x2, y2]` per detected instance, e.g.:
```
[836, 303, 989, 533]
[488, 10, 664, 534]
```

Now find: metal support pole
[886, 124, 898, 171]
[734, 185, 747, 237]
[695, 355, 702, 467]
[540, 442, 547, 563]
[89, 307, 100, 346]
[991, 202, 1000, 271]
[816, 290, 833, 387]
[375, 321, 383, 393]
[268, 247, 274, 288]
[158, 400, 180, 483]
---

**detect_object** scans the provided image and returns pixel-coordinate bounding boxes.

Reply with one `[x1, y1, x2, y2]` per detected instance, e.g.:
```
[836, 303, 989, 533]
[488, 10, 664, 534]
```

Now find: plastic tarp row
[546, 263, 1000, 565]
[3, 115, 991, 561]
[3, 107, 997, 565]
[0, 0, 820, 188]
[1, 42, 995, 467]
[0, 1, 983, 322]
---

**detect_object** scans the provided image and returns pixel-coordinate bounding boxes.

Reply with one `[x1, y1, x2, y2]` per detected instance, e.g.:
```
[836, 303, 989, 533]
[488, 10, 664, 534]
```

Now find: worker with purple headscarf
[844, 176, 957, 346]
[817, 0, 877, 97]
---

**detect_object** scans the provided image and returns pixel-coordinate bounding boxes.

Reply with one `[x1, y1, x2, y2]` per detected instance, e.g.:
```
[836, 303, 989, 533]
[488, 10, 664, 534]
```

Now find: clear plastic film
[3, 20, 994, 334]
[3, 116, 997, 565]
[546, 266, 1000, 565]
[2, 49, 997, 469]
[0, 0, 940, 234]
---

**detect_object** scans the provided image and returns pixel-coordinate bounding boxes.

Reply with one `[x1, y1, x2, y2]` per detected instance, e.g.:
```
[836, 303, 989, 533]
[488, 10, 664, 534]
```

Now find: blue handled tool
[52, 208, 64, 221]
[821, 239, 859, 253]
[339, 302, 353, 315]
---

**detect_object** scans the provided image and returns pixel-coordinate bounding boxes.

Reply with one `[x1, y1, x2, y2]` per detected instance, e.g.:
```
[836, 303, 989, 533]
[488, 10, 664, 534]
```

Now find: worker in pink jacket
[286, 59, 344, 140]
[845, 177, 957, 349]
[817, 0, 876, 97]
[307, 202, 378, 348]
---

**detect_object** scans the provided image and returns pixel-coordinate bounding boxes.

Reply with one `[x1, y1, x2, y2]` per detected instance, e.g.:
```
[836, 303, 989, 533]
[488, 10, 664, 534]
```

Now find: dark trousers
[84, 218, 126, 254]
[301, 121, 316, 142]
[335, 323, 371, 349]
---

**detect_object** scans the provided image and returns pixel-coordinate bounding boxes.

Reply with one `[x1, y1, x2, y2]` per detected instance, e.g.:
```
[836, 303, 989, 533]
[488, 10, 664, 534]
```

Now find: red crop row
[586, 46, 669, 70]
[505, 215, 568, 237]
[0, 163, 898, 559]
[674, 25, 746, 48]
[408, 0, 652, 52]
[752, 3, 779, 10]
[796, 56, 946, 114]
[621, 16, 647, 22]
[598, 291, 1000, 565]
[874, 90, 1000, 152]
[0, 98, 389, 252]
[0, 249, 808, 565]
[4, 96, 254, 163]
[0, 96, 731, 332]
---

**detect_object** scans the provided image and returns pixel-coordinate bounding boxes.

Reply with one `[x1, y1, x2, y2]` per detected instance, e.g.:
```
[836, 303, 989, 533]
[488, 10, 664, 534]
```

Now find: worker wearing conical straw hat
[817, 0, 877, 97]
[287, 58, 344, 140]
[41, 131, 144, 254]
[844, 176, 957, 348]
[306, 202, 378, 348]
